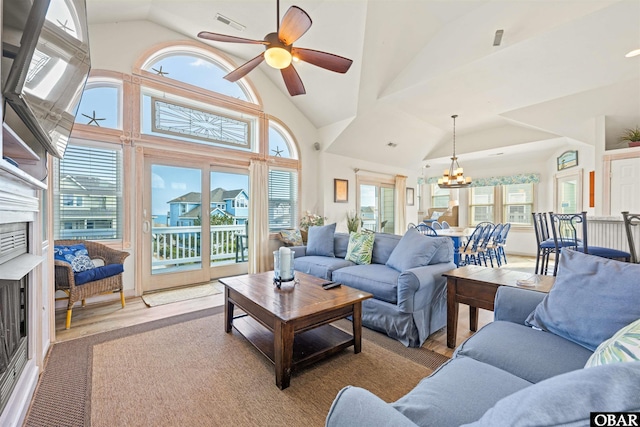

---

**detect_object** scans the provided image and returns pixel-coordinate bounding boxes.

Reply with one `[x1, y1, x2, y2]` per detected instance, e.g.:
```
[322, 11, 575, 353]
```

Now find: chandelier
[438, 114, 472, 189]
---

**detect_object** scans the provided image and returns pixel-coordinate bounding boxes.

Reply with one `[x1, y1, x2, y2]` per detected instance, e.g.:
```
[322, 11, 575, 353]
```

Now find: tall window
[431, 184, 450, 208]
[53, 144, 123, 240]
[268, 169, 298, 231]
[469, 183, 534, 226]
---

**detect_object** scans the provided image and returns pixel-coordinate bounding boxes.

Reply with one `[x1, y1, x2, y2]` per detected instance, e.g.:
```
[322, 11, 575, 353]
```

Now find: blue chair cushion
[74, 264, 124, 286]
[526, 249, 640, 351]
[588, 246, 631, 259]
[306, 223, 336, 257]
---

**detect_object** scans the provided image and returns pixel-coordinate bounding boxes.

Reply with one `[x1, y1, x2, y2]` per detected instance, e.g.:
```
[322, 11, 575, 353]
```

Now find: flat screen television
[2, 0, 91, 159]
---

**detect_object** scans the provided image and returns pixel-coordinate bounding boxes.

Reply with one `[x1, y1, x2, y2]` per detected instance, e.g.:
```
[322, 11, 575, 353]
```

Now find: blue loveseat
[326, 250, 640, 426]
[291, 227, 455, 347]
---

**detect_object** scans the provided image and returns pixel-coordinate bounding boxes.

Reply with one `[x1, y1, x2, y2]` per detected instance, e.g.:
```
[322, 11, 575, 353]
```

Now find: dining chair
[496, 222, 511, 265]
[414, 223, 438, 236]
[459, 223, 493, 266]
[548, 211, 631, 276]
[622, 211, 640, 263]
[532, 213, 556, 275]
[440, 221, 451, 229]
[431, 221, 443, 230]
[485, 223, 505, 267]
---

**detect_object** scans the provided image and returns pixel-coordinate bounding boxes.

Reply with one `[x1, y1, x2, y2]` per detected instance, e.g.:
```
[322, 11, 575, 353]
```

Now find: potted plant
[346, 211, 362, 233]
[299, 211, 326, 243]
[620, 126, 640, 148]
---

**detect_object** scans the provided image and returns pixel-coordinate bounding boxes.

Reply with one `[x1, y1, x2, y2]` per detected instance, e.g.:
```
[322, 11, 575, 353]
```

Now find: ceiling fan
[197, 0, 353, 96]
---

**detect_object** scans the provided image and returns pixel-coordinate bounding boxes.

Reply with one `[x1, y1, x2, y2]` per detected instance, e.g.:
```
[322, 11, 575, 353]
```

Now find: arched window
[74, 79, 122, 129]
[268, 122, 298, 160]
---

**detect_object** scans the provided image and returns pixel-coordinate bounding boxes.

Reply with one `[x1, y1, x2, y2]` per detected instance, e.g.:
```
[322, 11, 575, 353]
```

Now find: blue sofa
[292, 230, 455, 348]
[326, 250, 640, 426]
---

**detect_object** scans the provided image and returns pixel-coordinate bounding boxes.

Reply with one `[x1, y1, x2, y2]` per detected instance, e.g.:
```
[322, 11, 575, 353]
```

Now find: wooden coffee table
[219, 271, 372, 389]
[443, 266, 555, 348]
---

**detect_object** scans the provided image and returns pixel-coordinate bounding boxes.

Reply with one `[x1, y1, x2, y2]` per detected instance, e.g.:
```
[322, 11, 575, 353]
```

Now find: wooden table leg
[224, 287, 233, 333]
[446, 277, 459, 348]
[274, 321, 294, 390]
[469, 306, 479, 332]
[352, 302, 363, 354]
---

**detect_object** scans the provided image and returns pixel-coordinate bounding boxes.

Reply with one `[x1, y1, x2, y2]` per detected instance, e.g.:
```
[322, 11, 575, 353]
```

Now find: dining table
[435, 227, 474, 267]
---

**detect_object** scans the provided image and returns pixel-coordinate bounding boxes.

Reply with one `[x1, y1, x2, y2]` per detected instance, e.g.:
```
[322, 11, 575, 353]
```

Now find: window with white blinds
[53, 144, 123, 240]
[268, 169, 298, 231]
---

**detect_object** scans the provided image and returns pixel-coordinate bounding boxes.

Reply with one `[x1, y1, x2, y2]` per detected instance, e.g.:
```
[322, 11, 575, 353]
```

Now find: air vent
[215, 13, 245, 31]
[387, 142, 398, 148]
[493, 29, 504, 46]
[0, 223, 27, 265]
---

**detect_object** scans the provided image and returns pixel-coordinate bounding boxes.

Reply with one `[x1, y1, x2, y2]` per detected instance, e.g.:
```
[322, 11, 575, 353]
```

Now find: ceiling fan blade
[197, 31, 268, 45]
[292, 48, 353, 73]
[278, 6, 312, 45]
[224, 54, 265, 82]
[281, 65, 306, 96]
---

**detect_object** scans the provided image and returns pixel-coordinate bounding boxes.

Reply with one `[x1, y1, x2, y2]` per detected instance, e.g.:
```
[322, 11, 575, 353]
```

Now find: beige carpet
[141, 282, 223, 307]
[25, 306, 450, 427]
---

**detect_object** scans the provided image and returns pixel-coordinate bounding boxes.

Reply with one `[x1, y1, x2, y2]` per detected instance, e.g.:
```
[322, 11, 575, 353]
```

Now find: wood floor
[54, 255, 537, 359]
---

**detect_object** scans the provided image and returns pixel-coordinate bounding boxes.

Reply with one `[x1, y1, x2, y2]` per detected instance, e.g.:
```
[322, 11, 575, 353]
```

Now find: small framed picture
[406, 187, 415, 206]
[557, 150, 578, 171]
[334, 179, 348, 203]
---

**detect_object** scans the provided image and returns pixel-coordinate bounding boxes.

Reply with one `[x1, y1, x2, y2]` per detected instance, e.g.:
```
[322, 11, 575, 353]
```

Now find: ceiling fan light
[265, 47, 292, 69]
[625, 48, 640, 58]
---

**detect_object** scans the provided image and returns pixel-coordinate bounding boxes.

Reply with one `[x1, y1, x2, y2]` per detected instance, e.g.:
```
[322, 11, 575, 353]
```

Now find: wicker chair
[54, 240, 129, 329]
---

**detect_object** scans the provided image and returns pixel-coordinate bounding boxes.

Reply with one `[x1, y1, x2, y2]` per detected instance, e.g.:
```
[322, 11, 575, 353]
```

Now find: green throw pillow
[279, 229, 303, 246]
[585, 318, 640, 368]
[345, 231, 375, 265]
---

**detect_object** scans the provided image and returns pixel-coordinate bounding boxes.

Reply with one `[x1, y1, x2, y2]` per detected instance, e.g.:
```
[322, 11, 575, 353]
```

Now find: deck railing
[151, 224, 246, 270]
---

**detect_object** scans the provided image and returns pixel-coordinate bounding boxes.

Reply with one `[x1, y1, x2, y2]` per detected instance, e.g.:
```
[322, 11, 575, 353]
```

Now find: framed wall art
[334, 179, 348, 203]
[557, 150, 578, 171]
[406, 187, 415, 206]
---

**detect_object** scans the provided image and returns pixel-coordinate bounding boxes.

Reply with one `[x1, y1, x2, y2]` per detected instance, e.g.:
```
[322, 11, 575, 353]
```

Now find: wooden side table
[443, 266, 555, 348]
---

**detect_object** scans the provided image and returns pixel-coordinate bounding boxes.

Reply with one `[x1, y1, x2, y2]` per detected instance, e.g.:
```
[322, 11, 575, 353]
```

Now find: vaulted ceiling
[86, 0, 640, 172]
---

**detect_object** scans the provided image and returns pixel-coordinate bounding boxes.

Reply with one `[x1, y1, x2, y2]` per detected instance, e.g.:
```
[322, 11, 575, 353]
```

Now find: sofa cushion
[278, 229, 303, 246]
[526, 249, 640, 351]
[585, 318, 640, 368]
[334, 232, 350, 258]
[293, 256, 354, 281]
[371, 233, 401, 265]
[54, 244, 95, 273]
[306, 223, 336, 257]
[464, 361, 640, 427]
[332, 264, 400, 304]
[454, 321, 592, 383]
[386, 228, 441, 272]
[429, 237, 455, 264]
[345, 231, 375, 265]
[74, 264, 124, 286]
[392, 356, 531, 427]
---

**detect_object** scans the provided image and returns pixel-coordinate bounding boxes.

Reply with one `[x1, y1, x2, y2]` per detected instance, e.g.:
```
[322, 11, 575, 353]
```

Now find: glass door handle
[143, 221, 150, 233]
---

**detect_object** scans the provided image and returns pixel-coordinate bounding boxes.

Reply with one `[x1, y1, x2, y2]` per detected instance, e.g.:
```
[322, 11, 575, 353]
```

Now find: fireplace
[0, 223, 30, 414]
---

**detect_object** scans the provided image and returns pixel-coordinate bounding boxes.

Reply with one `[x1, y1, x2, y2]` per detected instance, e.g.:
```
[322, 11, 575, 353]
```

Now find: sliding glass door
[358, 181, 394, 233]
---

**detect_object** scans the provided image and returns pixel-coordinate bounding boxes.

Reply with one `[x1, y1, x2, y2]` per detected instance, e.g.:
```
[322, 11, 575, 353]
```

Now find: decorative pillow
[385, 227, 442, 272]
[306, 223, 336, 257]
[430, 211, 443, 220]
[74, 264, 124, 286]
[345, 231, 375, 265]
[279, 229, 303, 246]
[525, 249, 640, 351]
[585, 318, 640, 368]
[54, 244, 95, 273]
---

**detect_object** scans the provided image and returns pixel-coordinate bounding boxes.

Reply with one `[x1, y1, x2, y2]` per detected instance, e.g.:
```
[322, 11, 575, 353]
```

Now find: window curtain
[395, 175, 407, 233]
[248, 159, 270, 273]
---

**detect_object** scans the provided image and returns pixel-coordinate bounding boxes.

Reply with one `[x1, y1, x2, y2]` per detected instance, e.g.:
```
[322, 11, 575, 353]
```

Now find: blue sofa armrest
[494, 286, 545, 324]
[397, 262, 455, 313]
[326, 386, 417, 427]
[289, 246, 306, 258]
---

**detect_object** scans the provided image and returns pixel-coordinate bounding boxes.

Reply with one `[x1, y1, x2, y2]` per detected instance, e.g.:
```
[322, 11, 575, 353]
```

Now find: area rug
[141, 282, 223, 307]
[25, 306, 450, 427]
